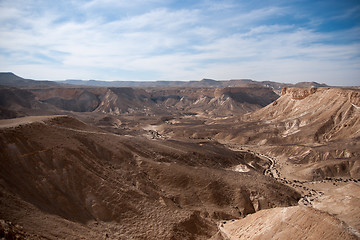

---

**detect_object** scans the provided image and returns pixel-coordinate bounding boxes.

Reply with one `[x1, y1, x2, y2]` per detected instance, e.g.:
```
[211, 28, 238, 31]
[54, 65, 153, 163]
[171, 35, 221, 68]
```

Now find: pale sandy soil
[0, 115, 65, 128]
[220, 206, 359, 240]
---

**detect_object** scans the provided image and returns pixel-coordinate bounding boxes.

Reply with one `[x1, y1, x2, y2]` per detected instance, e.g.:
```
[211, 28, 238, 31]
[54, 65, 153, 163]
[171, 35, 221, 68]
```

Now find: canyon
[0, 72, 359, 239]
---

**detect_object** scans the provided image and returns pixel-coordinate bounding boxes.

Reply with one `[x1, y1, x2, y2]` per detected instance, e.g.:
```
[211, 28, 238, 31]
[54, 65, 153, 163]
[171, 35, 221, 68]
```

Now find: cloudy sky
[0, 0, 359, 85]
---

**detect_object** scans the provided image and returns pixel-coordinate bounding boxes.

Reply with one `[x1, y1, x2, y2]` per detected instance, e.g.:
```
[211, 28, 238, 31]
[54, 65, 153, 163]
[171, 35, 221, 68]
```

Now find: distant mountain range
[59, 78, 328, 95]
[0, 72, 61, 88]
[0, 72, 328, 94]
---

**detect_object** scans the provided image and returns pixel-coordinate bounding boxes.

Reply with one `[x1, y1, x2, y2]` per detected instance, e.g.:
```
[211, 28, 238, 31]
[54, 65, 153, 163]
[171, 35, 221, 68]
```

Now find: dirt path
[219, 142, 360, 238]
[224, 143, 360, 206]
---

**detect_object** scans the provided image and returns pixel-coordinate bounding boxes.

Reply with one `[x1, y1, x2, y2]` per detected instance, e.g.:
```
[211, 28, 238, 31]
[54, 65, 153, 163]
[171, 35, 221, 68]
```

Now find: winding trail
[222, 143, 346, 206]
[217, 142, 360, 239]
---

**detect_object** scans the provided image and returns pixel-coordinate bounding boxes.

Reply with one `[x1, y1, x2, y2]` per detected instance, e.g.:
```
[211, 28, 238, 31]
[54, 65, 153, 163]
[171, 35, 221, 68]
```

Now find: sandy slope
[220, 206, 358, 240]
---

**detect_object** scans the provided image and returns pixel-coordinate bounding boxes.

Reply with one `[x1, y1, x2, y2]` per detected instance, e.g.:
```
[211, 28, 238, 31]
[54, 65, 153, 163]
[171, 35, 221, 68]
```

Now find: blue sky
[0, 0, 359, 85]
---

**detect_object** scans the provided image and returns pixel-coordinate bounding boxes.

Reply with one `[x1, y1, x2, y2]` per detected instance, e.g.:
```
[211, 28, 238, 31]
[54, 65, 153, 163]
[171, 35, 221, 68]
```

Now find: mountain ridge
[0, 72, 61, 88]
[1, 72, 359, 239]
[0, 72, 331, 91]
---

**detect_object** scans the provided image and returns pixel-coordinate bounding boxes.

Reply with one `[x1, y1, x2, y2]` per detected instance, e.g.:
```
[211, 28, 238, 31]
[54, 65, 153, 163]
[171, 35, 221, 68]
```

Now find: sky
[0, 0, 359, 85]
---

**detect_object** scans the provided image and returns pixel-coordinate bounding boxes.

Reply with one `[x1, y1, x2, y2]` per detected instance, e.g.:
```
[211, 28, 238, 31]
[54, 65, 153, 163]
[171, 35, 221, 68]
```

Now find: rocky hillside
[60, 77, 327, 91]
[219, 206, 358, 240]
[95, 88, 154, 114]
[209, 87, 360, 180]
[31, 87, 106, 112]
[0, 87, 56, 119]
[147, 87, 279, 116]
[0, 115, 300, 239]
[0, 72, 60, 88]
[26, 86, 279, 117]
[247, 87, 360, 142]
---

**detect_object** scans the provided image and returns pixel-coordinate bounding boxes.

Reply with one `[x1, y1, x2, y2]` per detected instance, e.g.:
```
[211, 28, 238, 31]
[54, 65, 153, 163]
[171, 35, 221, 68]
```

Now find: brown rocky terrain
[236, 87, 360, 181]
[0, 72, 60, 88]
[124, 86, 360, 238]
[246, 87, 360, 142]
[219, 206, 358, 240]
[0, 115, 300, 239]
[0, 73, 359, 239]
[31, 87, 106, 112]
[27, 86, 278, 117]
[163, 87, 360, 180]
[0, 87, 57, 119]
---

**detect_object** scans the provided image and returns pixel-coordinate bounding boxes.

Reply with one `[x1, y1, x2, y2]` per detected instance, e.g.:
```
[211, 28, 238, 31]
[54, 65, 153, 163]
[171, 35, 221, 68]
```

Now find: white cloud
[0, 0, 359, 85]
[81, 0, 169, 11]
[228, 6, 288, 25]
[107, 8, 199, 31]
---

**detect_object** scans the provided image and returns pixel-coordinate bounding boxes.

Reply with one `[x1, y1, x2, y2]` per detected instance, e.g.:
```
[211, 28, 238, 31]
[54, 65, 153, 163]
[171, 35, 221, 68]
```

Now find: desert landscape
[0, 72, 359, 239]
[1, 0, 359, 238]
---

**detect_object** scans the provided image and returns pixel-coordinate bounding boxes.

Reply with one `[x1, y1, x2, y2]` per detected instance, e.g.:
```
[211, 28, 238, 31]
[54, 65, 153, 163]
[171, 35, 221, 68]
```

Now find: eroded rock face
[242, 87, 360, 143]
[349, 91, 360, 107]
[281, 87, 317, 99]
[203, 87, 360, 182]
[1, 73, 359, 239]
[216, 87, 279, 106]
[95, 88, 152, 114]
[27, 86, 279, 116]
[31, 88, 105, 112]
[0, 116, 300, 239]
[0, 87, 55, 119]
[220, 206, 359, 240]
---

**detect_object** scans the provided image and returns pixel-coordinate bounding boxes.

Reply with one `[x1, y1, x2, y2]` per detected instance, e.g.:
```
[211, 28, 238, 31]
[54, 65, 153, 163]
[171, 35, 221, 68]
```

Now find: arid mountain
[60, 77, 328, 91]
[146, 87, 279, 116]
[1, 72, 329, 92]
[166, 87, 360, 185]
[0, 73, 358, 239]
[60, 78, 263, 88]
[178, 87, 360, 180]
[30, 87, 106, 112]
[95, 87, 154, 114]
[294, 81, 328, 88]
[0, 115, 300, 239]
[219, 206, 358, 240]
[0, 72, 60, 88]
[31, 86, 278, 116]
[239, 87, 360, 143]
[0, 87, 57, 119]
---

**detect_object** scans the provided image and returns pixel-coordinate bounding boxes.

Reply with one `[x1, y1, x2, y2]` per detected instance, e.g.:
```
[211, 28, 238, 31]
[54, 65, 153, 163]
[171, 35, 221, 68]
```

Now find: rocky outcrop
[281, 87, 318, 99]
[31, 88, 106, 112]
[95, 88, 153, 114]
[349, 91, 360, 107]
[28, 86, 279, 116]
[0, 87, 55, 119]
[216, 87, 279, 106]
[247, 87, 360, 142]
[220, 206, 359, 240]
